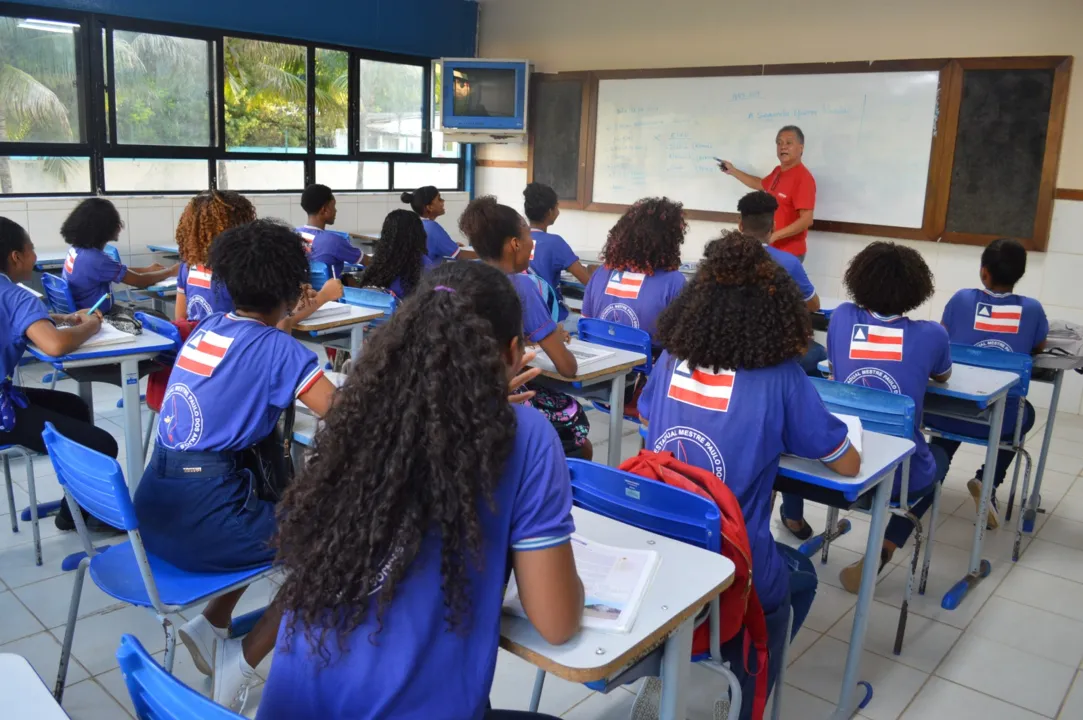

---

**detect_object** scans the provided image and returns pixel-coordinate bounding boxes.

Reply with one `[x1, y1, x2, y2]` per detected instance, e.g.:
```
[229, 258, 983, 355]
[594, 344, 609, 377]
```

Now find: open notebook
[833, 412, 864, 454]
[78, 322, 138, 349]
[503, 534, 660, 634]
[304, 302, 352, 323]
[532, 340, 615, 374]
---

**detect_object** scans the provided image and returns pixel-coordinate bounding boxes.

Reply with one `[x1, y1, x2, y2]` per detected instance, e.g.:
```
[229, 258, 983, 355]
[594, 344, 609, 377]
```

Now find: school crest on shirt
[667, 361, 735, 412]
[599, 303, 640, 329]
[605, 271, 645, 300]
[652, 426, 726, 480]
[849, 324, 904, 362]
[976, 338, 1014, 352]
[158, 383, 203, 451]
[974, 303, 1021, 334]
[176, 329, 234, 377]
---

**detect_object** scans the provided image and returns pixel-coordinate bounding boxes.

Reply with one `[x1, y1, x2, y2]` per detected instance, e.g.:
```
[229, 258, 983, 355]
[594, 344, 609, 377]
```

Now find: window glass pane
[224, 38, 306, 152]
[216, 160, 303, 191]
[393, 162, 458, 190]
[431, 61, 460, 159]
[104, 158, 208, 192]
[0, 156, 90, 194]
[315, 48, 348, 155]
[358, 59, 423, 153]
[316, 161, 389, 191]
[0, 17, 82, 143]
[113, 31, 211, 146]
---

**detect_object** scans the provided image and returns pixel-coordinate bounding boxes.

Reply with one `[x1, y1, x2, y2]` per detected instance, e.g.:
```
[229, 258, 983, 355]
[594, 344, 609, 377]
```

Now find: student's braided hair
[175, 191, 256, 267]
[355, 210, 427, 296]
[656, 231, 810, 371]
[274, 261, 523, 662]
[602, 197, 686, 275]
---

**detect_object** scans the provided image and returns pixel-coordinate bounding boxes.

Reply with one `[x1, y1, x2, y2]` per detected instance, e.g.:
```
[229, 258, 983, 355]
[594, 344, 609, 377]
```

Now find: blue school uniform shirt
[765, 244, 816, 302]
[296, 226, 363, 279]
[639, 352, 850, 612]
[582, 268, 686, 343]
[388, 255, 435, 299]
[422, 218, 461, 263]
[0, 274, 50, 383]
[62, 247, 126, 312]
[510, 272, 558, 344]
[827, 302, 952, 496]
[176, 263, 233, 322]
[157, 313, 322, 452]
[257, 404, 575, 720]
[529, 229, 579, 321]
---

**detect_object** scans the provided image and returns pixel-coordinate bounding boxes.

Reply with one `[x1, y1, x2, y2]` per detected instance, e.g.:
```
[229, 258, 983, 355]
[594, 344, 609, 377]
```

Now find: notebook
[304, 302, 352, 323]
[532, 340, 615, 374]
[79, 322, 138, 349]
[832, 412, 864, 455]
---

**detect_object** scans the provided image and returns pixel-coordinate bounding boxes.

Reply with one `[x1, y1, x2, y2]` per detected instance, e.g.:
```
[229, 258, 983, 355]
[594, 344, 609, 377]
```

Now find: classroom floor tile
[1060, 672, 1083, 720]
[967, 595, 1083, 668]
[900, 676, 1047, 720]
[826, 600, 961, 673]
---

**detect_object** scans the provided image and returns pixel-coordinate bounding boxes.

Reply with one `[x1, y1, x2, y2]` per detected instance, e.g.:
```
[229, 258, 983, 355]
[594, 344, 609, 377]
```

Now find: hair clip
[434, 285, 456, 294]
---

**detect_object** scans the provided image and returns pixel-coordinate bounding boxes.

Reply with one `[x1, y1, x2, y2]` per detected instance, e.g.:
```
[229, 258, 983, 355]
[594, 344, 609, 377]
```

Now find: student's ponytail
[0, 218, 30, 274]
[274, 261, 525, 660]
[401, 185, 439, 215]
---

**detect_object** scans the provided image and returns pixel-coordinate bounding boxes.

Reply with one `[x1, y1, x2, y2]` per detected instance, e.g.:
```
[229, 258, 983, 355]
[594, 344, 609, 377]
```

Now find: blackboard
[529, 76, 585, 203]
[946, 69, 1055, 239]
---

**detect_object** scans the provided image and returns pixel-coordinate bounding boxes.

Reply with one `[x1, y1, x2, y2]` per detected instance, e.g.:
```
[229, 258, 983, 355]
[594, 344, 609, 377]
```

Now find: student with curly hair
[258, 262, 583, 720]
[639, 232, 859, 705]
[803, 241, 952, 593]
[582, 197, 687, 344]
[60, 198, 178, 313]
[296, 184, 364, 278]
[174, 190, 255, 322]
[133, 220, 338, 712]
[354, 209, 430, 299]
[402, 185, 478, 262]
[460, 196, 592, 459]
[524, 182, 593, 322]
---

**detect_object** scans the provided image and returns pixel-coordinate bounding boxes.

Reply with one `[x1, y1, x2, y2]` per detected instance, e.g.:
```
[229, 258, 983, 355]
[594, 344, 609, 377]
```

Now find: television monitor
[440, 59, 530, 133]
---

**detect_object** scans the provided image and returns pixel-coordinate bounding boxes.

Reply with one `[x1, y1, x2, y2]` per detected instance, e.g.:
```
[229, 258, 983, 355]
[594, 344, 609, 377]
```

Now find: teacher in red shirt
[720, 126, 815, 262]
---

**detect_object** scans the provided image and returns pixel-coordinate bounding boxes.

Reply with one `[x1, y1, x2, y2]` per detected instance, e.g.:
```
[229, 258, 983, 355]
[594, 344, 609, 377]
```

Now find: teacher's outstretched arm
[718, 160, 762, 191]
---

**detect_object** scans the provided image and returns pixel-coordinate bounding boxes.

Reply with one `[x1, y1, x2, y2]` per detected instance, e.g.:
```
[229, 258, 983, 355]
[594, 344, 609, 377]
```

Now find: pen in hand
[85, 293, 109, 316]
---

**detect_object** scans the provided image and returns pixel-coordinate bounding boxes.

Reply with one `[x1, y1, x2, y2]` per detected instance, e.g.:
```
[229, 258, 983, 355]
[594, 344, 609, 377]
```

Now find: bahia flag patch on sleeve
[849, 324, 904, 361]
[667, 360, 735, 411]
[605, 270, 645, 299]
[974, 303, 1021, 334]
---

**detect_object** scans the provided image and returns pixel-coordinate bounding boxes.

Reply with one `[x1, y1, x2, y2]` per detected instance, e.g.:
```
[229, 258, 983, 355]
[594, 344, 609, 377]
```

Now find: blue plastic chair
[39, 274, 77, 389]
[103, 244, 152, 306]
[528, 459, 748, 720]
[577, 318, 653, 423]
[309, 260, 330, 291]
[43, 423, 275, 702]
[117, 634, 243, 719]
[133, 313, 184, 455]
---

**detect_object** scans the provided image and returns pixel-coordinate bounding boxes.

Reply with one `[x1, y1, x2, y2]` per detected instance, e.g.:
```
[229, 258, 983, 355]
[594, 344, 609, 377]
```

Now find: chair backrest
[117, 635, 244, 720]
[104, 244, 122, 263]
[42, 422, 138, 532]
[577, 318, 653, 374]
[950, 343, 1033, 396]
[342, 286, 398, 318]
[41, 273, 77, 315]
[567, 459, 721, 552]
[309, 260, 330, 291]
[134, 312, 182, 355]
[809, 377, 916, 440]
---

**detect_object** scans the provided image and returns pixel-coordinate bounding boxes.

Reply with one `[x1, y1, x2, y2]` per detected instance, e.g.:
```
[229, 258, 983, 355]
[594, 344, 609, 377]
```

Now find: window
[316, 161, 389, 190]
[0, 17, 83, 144]
[217, 159, 304, 191]
[315, 48, 348, 155]
[105, 159, 208, 192]
[431, 61, 460, 159]
[224, 38, 307, 152]
[0, 156, 90, 194]
[393, 162, 459, 190]
[358, 59, 424, 153]
[113, 31, 212, 146]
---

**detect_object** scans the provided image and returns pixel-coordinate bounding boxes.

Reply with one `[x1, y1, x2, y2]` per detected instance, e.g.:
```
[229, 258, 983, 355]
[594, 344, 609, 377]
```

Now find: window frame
[0, 1, 464, 196]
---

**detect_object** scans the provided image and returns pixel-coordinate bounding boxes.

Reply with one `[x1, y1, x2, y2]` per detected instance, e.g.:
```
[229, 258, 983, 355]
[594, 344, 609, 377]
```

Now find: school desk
[778, 432, 916, 719]
[145, 243, 180, 256]
[811, 296, 843, 333]
[144, 276, 178, 314]
[27, 329, 174, 494]
[292, 304, 384, 357]
[501, 506, 735, 720]
[0, 654, 69, 719]
[529, 343, 647, 467]
[33, 250, 68, 274]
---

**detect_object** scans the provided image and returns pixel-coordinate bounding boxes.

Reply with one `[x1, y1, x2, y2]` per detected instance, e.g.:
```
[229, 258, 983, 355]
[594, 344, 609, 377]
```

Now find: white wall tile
[1049, 198, 1083, 256]
[1043, 251, 1083, 311]
[27, 210, 73, 253]
[126, 206, 175, 251]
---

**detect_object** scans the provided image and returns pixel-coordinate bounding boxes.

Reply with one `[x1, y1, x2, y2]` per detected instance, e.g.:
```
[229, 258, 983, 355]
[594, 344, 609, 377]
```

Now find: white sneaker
[213, 637, 256, 713]
[178, 615, 227, 677]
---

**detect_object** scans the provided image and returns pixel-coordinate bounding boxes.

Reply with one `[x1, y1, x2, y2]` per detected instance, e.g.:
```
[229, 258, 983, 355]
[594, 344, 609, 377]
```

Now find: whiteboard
[592, 72, 940, 228]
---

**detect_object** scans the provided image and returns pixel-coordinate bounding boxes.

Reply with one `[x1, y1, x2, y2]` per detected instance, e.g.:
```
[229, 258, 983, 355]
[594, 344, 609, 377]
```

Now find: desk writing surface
[293, 304, 382, 332]
[530, 342, 645, 385]
[0, 654, 70, 719]
[500, 507, 734, 683]
[926, 364, 1018, 407]
[779, 432, 915, 499]
[27, 328, 174, 364]
[34, 250, 67, 269]
[146, 243, 180, 254]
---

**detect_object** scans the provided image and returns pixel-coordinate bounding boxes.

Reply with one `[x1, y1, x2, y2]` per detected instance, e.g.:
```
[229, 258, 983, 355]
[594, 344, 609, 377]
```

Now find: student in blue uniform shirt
[523, 182, 593, 321]
[258, 262, 583, 720]
[460, 196, 593, 460]
[0, 218, 120, 529]
[353, 209, 432, 299]
[296, 184, 363, 278]
[786, 242, 952, 592]
[173, 190, 255, 322]
[60, 198, 178, 313]
[736, 191, 825, 376]
[133, 220, 338, 712]
[582, 197, 687, 346]
[929, 238, 1048, 528]
[402, 185, 478, 263]
[638, 233, 860, 708]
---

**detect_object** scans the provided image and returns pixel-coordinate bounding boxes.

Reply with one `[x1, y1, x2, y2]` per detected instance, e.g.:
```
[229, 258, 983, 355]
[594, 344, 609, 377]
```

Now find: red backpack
[619, 449, 769, 720]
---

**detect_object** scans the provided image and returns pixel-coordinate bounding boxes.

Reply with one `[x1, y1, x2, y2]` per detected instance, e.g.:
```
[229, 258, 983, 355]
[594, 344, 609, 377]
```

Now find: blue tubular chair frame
[133, 313, 183, 455]
[526, 460, 748, 720]
[117, 634, 244, 719]
[925, 345, 1034, 563]
[806, 378, 924, 656]
[3, 445, 42, 566]
[42, 423, 275, 703]
[577, 318, 653, 423]
[40, 274, 77, 389]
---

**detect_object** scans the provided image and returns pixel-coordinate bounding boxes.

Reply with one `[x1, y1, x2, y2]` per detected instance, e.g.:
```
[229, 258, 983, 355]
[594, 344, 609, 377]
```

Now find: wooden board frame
[527, 56, 1073, 250]
[527, 72, 593, 209]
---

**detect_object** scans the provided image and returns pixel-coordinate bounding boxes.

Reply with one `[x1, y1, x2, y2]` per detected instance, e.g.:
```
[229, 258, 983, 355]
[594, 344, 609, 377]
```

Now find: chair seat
[89, 541, 271, 608]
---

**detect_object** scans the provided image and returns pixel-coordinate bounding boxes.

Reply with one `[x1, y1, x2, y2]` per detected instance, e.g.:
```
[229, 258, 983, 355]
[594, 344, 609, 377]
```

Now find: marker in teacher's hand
[85, 293, 109, 315]
[714, 158, 728, 171]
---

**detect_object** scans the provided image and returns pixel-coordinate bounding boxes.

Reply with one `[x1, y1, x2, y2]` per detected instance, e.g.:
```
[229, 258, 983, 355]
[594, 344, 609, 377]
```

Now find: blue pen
[85, 293, 109, 315]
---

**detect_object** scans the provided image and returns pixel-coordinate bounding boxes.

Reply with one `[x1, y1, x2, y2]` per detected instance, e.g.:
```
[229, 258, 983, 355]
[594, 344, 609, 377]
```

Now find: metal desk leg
[120, 359, 144, 495]
[1027, 369, 1063, 532]
[350, 325, 365, 359]
[832, 473, 892, 720]
[77, 380, 94, 424]
[943, 395, 1005, 610]
[659, 618, 694, 720]
[606, 373, 627, 467]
